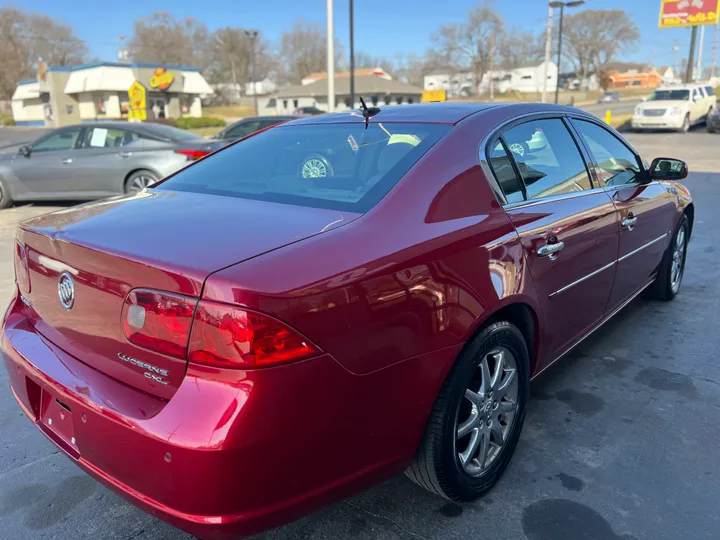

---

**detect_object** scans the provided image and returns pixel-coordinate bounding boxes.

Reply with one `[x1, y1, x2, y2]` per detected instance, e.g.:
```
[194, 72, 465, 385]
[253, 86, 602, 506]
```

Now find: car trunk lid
[18, 190, 358, 398]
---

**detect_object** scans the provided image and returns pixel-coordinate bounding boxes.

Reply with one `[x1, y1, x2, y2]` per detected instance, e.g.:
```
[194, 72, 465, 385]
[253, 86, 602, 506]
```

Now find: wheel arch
[684, 202, 695, 239]
[461, 299, 542, 377]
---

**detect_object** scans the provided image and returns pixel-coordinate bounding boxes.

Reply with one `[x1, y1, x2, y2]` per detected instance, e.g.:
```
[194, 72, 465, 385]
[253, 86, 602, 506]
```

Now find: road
[0, 131, 719, 540]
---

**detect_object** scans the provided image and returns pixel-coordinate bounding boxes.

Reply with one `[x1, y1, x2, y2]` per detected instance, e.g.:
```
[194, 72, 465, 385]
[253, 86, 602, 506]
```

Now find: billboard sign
[659, 0, 720, 28]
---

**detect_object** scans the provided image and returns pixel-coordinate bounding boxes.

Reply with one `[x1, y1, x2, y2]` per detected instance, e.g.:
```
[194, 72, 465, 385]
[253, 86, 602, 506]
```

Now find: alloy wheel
[670, 226, 686, 293]
[302, 158, 329, 178]
[128, 175, 153, 194]
[456, 347, 518, 477]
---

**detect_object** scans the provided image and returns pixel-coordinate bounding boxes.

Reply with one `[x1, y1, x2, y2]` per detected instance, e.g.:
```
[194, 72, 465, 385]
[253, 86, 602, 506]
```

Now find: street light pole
[244, 29, 259, 115]
[550, 1, 584, 105]
[349, 0, 355, 110]
[685, 26, 698, 83]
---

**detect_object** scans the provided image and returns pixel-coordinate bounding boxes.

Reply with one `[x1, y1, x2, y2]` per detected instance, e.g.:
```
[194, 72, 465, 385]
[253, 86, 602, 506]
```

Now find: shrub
[145, 117, 178, 127]
[176, 116, 226, 130]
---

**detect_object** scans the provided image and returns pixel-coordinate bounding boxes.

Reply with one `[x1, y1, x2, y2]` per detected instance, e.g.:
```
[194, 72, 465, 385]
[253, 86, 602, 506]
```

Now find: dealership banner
[659, 0, 720, 28]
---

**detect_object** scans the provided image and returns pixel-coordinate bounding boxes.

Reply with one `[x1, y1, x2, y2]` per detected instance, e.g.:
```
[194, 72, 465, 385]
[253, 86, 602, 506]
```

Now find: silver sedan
[0, 122, 224, 209]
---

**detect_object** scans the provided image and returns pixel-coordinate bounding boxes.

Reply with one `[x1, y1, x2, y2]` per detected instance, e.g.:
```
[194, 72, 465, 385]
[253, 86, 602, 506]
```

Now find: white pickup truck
[632, 84, 718, 133]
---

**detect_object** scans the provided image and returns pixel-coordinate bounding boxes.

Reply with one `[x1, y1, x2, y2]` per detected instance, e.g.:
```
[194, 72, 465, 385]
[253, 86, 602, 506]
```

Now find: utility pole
[697, 25, 705, 79]
[541, 5, 553, 103]
[685, 26, 698, 83]
[649, 48, 655, 69]
[245, 30, 259, 115]
[326, 0, 335, 112]
[489, 29, 496, 101]
[555, 4, 564, 104]
[349, 0, 355, 109]
[711, 20, 719, 79]
[673, 41, 680, 80]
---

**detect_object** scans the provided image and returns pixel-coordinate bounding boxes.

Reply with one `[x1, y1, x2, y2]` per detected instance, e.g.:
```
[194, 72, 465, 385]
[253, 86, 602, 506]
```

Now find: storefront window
[119, 92, 130, 118]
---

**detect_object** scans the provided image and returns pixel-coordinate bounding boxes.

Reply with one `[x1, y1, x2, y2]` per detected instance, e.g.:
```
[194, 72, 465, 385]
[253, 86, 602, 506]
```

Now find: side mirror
[641, 96, 648, 102]
[649, 157, 688, 181]
[19, 145, 31, 157]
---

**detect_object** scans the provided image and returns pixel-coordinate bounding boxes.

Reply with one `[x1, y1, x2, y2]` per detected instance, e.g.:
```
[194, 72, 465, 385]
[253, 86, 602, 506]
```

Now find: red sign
[659, 0, 720, 28]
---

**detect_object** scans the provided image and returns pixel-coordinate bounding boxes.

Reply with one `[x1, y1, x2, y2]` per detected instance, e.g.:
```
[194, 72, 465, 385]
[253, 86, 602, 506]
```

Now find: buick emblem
[58, 272, 75, 310]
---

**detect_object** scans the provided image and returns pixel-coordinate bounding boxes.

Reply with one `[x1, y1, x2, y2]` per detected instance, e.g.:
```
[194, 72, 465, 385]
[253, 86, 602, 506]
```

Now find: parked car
[293, 105, 324, 116]
[707, 103, 720, 133]
[0, 122, 225, 209]
[632, 83, 717, 132]
[3, 103, 693, 539]
[212, 115, 296, 143]
[598, 91, 621, 103]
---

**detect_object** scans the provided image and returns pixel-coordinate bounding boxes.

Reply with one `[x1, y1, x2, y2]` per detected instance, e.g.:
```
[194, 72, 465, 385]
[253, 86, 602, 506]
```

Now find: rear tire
[708, 125, 716, 134]
[406, 321, 529, 501]
[125, 170, 159, 194]
[0, 178, 13, 209]
[645, 215, 689, 301]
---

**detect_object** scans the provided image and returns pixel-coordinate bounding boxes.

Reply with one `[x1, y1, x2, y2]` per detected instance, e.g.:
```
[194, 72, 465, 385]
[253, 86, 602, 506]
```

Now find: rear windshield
[649, 89, 689, 101]
[156, 122, 450, 212]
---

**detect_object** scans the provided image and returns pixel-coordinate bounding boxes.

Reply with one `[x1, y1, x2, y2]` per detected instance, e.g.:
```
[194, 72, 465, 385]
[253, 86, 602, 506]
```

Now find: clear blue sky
[12, 0, 720, 71]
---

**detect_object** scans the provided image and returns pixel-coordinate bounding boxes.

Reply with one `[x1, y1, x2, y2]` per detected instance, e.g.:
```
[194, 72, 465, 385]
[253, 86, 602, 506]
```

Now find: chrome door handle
[118, 151, 132, 158]
[621, 216, 638, 229]
[538, 241, 565, 258]
[61, 158, 72, 165]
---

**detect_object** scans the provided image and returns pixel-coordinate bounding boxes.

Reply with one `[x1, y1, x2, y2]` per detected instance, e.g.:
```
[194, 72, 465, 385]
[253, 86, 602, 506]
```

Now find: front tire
[406, 321, 529, 501]
[678, 114, 690, 133]
[646, 215, 689, 301]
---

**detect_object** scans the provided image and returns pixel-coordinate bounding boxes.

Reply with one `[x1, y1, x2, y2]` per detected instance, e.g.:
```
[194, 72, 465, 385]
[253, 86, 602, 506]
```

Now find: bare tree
[129, 12, 209, 70]
[563, 9, 640, 90]
[278, 20, 345, 84]
[431, 1, 503, 93]
[354, 52, 395, 73]
[0, 7, 87, 99]
[498, 29, 543, 70]
[205, 28, 275, 90]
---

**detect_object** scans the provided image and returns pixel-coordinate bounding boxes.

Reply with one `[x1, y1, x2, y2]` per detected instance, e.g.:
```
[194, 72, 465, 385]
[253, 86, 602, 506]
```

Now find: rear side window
[499, 118, 592, 200]
[157, 122, 450, 212]
[572, 120, 641, 187]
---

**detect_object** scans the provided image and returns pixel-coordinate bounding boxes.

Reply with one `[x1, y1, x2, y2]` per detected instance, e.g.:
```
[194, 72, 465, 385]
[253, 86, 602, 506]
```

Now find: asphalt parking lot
[0, 128, 719, 540]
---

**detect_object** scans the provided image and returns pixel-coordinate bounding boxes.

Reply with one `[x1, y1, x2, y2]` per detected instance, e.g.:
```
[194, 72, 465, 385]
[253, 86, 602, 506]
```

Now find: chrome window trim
[502, 185, 609, 211]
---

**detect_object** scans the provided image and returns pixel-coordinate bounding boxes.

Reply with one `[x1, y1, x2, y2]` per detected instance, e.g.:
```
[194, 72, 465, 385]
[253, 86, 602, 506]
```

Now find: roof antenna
[358, 97, 380, 129]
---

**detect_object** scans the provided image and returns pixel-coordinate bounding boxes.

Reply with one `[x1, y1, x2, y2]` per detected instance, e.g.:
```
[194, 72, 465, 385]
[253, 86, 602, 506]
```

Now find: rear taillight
[174, 149, 211, 161]
[14, 241, 30, 293]
[188, 301, 321, 369]
[122, 290, 197, 358]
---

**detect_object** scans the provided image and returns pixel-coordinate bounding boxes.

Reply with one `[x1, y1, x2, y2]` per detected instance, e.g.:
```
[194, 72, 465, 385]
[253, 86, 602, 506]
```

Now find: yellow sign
[659, 0, 720, 28]
[422, 89, 447, 103]
[128, 81, 147, 121]
[149, 67, 174, 90]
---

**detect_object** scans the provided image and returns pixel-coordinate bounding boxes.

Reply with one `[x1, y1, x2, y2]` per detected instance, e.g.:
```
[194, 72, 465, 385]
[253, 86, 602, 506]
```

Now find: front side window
[572, 119, 641, 187]
[31, 128, 82, 153]
[157, 122, 450, 213]
[501, 118, 592, 200]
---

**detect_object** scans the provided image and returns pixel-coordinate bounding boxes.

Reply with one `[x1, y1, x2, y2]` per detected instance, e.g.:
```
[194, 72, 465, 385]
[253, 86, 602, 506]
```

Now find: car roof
[288, 102, 583, 126]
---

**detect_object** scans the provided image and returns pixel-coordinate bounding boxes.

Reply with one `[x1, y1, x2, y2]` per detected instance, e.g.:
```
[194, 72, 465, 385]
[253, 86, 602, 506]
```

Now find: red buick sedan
[2, 103, 692, 538]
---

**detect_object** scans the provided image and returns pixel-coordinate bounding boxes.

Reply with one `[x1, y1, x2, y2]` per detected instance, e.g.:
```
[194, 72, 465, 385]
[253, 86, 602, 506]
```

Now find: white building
[479, 61, 558, 94]
[423, 70, 476, 98]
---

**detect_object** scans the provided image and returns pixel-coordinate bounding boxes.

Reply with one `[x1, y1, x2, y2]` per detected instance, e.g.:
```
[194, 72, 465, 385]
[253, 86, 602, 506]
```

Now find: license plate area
[39, 390, 80, 458]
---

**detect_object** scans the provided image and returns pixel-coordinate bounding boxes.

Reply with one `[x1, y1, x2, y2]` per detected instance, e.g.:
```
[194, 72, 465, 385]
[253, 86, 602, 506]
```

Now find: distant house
[608, 67, 662, 89]
[260, 69, 422, 115]
[211, 78, 278, 101]
[301, 67, 391, 86]
[657, 66, 680, 85]
[426, 61, 558, 96]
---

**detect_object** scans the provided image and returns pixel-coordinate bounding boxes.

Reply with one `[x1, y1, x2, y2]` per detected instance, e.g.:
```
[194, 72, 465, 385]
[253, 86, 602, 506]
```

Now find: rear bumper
[2, 294, 458, 538]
